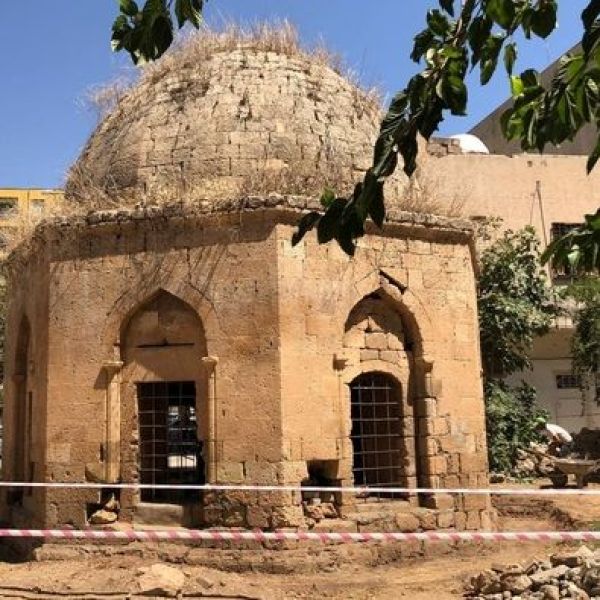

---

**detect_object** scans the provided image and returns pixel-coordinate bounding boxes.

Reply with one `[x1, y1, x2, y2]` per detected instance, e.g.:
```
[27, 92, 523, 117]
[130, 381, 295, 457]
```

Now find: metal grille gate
[138, 381, 204, 503]
[350, 372, 404, 499]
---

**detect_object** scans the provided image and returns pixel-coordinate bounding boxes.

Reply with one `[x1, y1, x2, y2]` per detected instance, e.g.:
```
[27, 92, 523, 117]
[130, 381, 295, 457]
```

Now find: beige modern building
[2, 37, 491, 532]
[424, 134, 600, 432]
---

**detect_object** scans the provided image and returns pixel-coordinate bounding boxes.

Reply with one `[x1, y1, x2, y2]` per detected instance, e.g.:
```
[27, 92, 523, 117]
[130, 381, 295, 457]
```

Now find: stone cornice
[4, 195, 475, 271]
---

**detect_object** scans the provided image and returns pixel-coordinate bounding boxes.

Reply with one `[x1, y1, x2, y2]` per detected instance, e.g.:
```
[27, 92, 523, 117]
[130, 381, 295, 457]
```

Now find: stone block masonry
[2, 200, 491, 533]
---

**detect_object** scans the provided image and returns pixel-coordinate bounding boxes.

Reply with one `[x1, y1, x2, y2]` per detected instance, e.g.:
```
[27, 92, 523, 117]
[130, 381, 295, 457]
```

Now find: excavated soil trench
[493, 494, 577, 531]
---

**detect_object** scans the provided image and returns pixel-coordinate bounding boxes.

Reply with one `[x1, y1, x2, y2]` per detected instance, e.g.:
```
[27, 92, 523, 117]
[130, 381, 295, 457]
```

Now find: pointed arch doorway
[120, 290, 208, 505]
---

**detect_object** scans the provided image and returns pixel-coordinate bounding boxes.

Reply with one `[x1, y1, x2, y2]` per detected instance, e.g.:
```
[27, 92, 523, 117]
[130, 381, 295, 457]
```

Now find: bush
[485, 380, 548, 474]
[565, 277, 600, 393]
[478, 227, 558, 379]
[477, 227, 557, 474]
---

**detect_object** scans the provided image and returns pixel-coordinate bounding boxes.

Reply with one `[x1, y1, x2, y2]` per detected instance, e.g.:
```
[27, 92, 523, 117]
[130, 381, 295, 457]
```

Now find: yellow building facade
[0, 188, 63, 250]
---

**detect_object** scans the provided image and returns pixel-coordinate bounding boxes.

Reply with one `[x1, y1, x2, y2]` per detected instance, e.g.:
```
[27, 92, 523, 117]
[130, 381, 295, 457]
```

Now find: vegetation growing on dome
[65, 21, 463, 221]
[142, 21, 361, 84]
[66, 21, 384, 209]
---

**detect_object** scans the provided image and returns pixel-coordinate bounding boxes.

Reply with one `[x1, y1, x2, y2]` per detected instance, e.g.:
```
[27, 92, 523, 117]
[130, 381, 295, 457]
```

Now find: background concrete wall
[424, 147, 599, 432]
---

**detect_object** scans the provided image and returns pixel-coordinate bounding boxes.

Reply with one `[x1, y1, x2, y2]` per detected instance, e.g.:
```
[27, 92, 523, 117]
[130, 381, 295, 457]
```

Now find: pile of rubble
[466, 546, 600, 599]
[89, 494, 120, 525]
[512, 443, 554, 478]
[303, 499, 339, 524]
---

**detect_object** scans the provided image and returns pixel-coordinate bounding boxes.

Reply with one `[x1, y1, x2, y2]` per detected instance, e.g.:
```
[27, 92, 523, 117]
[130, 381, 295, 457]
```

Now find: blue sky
[0, 1, 588, 188]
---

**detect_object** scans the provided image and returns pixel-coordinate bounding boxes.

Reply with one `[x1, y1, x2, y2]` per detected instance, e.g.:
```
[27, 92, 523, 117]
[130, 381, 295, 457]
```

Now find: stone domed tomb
[3, 28, 491, 532]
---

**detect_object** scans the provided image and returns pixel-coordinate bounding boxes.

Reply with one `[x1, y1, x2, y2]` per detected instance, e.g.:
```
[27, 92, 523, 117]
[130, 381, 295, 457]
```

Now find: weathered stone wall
[275, 210, 491, 530]
[5, 206, 285, 527]
[2, 248, 50, 527]
[3, 201, 490, 531]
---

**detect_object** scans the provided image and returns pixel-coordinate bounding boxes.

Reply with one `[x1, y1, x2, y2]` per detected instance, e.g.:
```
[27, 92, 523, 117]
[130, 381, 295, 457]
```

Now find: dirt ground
[0, 544, 561, 599]
[2, 482, 600, 599]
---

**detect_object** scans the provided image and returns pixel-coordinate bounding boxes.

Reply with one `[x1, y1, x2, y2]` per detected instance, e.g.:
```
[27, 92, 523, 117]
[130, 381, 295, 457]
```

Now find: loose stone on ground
[466, 546, 600, 599]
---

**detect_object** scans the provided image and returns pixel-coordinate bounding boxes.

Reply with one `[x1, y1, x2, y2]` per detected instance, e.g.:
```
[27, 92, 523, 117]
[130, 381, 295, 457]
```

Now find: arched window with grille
[350, 372, 406, 498]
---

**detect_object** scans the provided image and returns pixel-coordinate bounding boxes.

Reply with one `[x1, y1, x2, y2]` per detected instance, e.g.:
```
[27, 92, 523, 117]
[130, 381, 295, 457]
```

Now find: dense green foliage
[478, 228, 556, 472]
[565, 276, 600, 394]
[543, 209, 600, 274]
[112, 0, 205, 64]
[478, 227, 558, 378]
[485, 380, 547, 473]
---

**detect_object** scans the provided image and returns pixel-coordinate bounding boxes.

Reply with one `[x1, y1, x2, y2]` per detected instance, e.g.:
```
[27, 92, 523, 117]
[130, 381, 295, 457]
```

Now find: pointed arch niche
[118, 290, 209, 507]
[338, 289, 434, 504]
[10, 316, 32, 505]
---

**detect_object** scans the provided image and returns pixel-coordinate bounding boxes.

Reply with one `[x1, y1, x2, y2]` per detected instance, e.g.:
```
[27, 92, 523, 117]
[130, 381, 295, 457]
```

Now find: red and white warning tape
[0, 529, 598, 543]
[1, 483, 597, 545]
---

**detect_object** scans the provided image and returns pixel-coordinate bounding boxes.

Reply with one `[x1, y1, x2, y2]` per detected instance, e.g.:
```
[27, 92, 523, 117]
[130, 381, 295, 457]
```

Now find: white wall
[507, 329, 600, 434]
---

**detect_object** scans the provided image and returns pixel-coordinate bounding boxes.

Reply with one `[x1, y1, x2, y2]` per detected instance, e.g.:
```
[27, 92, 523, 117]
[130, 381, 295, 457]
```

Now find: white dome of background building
[449, 133, 490, 155]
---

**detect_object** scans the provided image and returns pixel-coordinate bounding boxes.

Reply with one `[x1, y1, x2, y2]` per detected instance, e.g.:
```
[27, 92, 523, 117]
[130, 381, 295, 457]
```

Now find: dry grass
[78, 75, 134, 120]
[238, 168, 350, 198]
[396, 168, 465, 218]
[66, 165, 353, 211]
[65, 161, 120, 209]
[137, 20, 381, 128]
[140, 20, 376, 98]
[66, 154, 467, 219]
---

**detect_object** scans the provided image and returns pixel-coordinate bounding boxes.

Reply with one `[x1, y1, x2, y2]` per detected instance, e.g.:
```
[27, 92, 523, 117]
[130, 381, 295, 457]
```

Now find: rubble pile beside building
[467, 546, 600, 599]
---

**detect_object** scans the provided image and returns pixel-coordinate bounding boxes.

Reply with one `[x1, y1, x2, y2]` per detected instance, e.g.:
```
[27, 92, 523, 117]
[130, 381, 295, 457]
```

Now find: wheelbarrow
[548, 458, 600, 488]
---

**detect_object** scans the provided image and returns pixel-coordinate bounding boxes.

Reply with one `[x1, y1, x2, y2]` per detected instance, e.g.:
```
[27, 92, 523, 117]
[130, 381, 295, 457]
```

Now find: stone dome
[67, 27, 387, 207]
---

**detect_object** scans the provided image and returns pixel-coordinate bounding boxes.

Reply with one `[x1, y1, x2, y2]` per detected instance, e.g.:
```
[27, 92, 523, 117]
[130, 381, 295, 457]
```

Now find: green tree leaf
[368, 182, 385, 228]
[411, 29, 436, 62]
[485, 0, 516, 30]
[291, 212, 321, 247]
[480, 34, 505, 84]
[509, 74, 525, 96]
[468, 16, 493, 66]
[504, 42, 517, 75]
[440, 73, 468, 114]
[317, 199, 346, 244]
[582, 0, 600, 32]
[439, 0, 455, 16]
[426, 9, 451, 37]
[120, 0, 139, 17]
[531, 1, 558, 38]
[174, 0, 204, 29]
